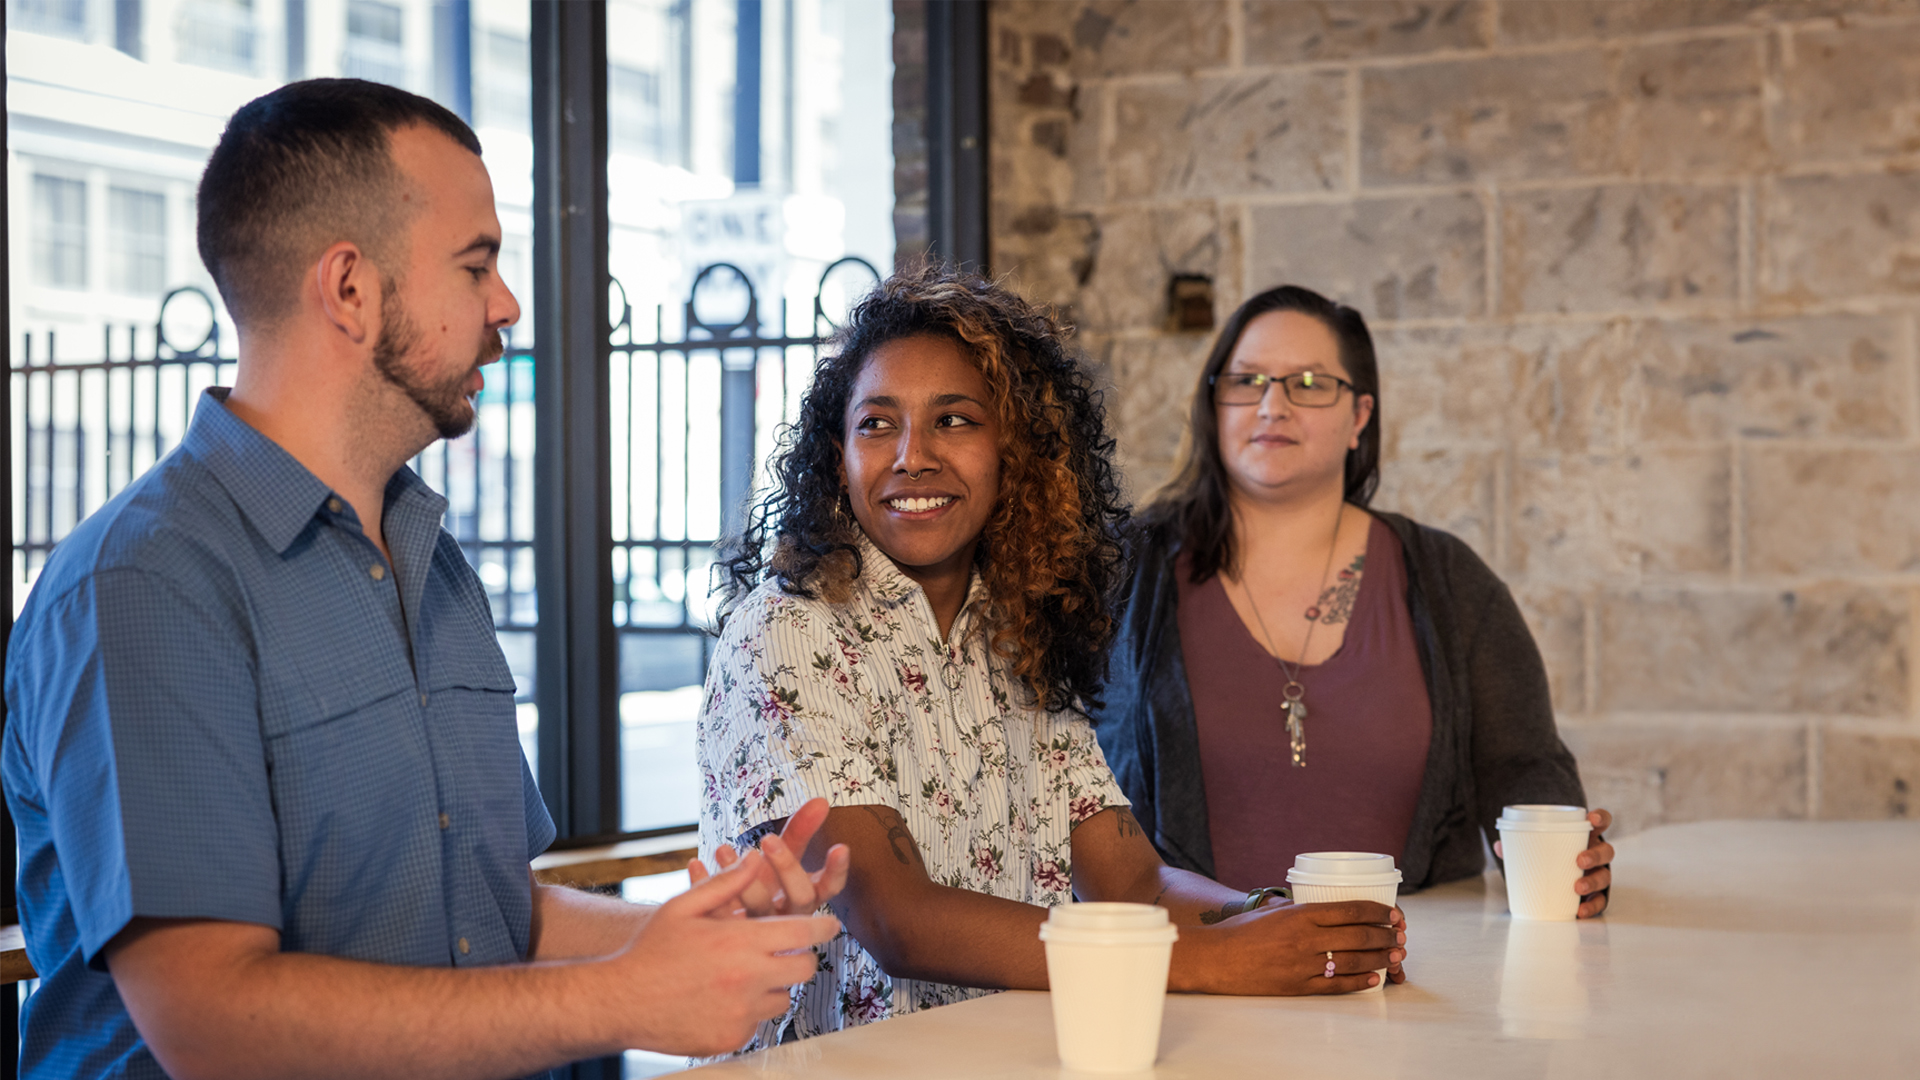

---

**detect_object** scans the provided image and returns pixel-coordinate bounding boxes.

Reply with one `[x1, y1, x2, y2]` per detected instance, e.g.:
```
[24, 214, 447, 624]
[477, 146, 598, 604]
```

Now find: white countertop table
[683, 820, 1920, 1078]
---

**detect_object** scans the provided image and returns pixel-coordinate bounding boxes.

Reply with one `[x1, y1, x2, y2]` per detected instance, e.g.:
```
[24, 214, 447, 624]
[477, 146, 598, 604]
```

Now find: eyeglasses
[1208, 370, 1355, 408]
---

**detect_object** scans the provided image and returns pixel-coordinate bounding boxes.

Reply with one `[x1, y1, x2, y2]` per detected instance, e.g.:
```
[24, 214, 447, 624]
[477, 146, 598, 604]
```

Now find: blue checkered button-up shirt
[2, 389, 557, 1079]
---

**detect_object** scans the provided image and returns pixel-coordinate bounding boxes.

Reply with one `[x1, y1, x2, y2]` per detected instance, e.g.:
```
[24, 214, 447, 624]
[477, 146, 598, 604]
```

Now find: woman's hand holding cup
[1572, 808, 1614, 917]
[1493, 806, 1614, 919]
[1189, 900, 1407, 995]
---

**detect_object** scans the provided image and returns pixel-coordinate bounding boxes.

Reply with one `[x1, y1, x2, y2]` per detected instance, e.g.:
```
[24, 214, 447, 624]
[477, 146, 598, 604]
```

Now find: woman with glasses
[1091, 285, 1614, 919]
[695, 268, 1407, 1051]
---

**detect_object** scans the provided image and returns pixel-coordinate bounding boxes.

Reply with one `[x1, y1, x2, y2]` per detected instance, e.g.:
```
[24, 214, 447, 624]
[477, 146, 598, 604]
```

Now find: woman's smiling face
[839, 334, 1002, 592]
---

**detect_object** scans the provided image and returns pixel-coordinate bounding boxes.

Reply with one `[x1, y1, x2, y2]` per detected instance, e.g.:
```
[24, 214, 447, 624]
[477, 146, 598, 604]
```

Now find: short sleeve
[1037, 707, 1130, 832]
[697, 589, 897, 855]
[15, 571, 282, 966]
[522, 752, 556, 861]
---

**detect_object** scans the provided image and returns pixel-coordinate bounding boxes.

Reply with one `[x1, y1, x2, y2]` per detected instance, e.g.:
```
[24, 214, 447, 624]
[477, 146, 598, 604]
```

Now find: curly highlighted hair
[718, 263, 1128, 712]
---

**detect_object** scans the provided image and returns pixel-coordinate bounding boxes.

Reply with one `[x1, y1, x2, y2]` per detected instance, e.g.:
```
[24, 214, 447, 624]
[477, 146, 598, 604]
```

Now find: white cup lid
[1499, 804, 1589, 826]
[1046, 902, 1170, 932]
[1292, 851, 1397, 877]
[1285, 851, 1402, 887]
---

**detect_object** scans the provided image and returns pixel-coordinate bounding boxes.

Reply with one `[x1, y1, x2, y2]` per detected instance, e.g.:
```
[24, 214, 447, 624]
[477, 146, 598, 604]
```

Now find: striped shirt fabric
[697, 534, 1127, 1050]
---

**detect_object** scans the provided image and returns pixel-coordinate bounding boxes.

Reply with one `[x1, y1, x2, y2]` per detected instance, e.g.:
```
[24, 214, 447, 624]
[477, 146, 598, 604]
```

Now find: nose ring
[907, 469, 925, 480]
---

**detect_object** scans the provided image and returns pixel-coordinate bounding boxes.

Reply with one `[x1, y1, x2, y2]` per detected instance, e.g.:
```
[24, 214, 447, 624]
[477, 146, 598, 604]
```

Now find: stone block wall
[987, 0, 1920, 836]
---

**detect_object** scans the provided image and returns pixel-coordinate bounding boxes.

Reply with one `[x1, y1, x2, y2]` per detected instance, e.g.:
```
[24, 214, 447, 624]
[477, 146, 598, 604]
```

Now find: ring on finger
[1324, 951, 1336, 979]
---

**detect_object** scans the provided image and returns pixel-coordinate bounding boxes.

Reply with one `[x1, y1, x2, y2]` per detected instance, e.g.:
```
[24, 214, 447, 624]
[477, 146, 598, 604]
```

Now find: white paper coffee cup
[1284, 852, 1402, 992]
[1497, 805, 1592, 921]
[1039, 902, 1178, 1072]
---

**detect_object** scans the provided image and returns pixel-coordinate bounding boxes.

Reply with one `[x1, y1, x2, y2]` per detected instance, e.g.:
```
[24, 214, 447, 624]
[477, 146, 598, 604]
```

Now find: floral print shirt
[697, 534, 1128, 1050]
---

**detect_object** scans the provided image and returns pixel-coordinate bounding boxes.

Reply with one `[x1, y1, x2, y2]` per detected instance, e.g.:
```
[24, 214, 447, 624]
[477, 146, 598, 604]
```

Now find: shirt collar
[184, 388, 446, 554]
[184, 389, 335, 554]
[380, 463, 450, 547]
[854, 530, 986, 624]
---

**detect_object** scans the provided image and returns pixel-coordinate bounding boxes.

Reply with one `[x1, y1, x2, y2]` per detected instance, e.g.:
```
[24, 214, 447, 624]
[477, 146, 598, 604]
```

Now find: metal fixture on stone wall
[1167, 275, 1215, 333]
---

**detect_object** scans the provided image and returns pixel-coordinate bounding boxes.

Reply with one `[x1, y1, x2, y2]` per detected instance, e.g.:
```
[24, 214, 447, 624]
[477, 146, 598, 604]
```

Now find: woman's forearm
[836, 881, 1052, 990]
[1145, 866, 1274, 927]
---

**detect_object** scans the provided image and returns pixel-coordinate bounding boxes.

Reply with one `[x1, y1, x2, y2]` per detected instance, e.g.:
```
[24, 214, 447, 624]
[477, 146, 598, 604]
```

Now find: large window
[9, 0, 894, 896]
[8, 0, 538, 762]
[9, 6, 901, 1074]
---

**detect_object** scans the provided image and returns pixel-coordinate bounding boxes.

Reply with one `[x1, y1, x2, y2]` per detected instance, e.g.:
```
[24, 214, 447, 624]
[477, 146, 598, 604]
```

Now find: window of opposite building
[31, 174, 88, 291]
[344, 0, 407, 86]
[477, 28, 531, 133]
[108, 187, 168, 297]
[8, 0, 88, 39]
[610, 64, 669, 162]
[175, 0, 259, 74]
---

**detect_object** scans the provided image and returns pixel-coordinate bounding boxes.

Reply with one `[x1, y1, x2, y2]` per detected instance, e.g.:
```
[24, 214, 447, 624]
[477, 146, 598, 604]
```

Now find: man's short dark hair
[196, 78, 483, 330]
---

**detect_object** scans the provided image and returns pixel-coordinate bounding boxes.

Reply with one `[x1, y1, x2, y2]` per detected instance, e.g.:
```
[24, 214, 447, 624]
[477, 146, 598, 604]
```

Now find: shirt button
[327, 497, 342, 514]
[370, 564, 386, 581]
[420, 692, 429, 707]
[439, 812, 450, 831]
[457, 937, 470, 955]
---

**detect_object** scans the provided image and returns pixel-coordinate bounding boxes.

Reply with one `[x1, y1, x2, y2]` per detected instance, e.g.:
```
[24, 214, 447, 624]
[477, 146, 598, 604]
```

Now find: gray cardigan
[1089, 510, 1585, 892]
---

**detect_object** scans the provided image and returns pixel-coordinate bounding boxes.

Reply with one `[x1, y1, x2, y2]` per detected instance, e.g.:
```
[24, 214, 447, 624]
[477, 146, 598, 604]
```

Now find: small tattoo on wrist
[1198, 900, 1242, 925]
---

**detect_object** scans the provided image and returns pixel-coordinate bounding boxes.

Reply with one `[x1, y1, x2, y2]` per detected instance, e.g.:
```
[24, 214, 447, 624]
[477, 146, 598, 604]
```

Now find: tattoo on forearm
[733, 820, 783, 852]
[1152, 887, 1168, 908]
[860, 805, 924, 867]
[1198, 899, 1243, 925]
[1115, 808, 1144, 840]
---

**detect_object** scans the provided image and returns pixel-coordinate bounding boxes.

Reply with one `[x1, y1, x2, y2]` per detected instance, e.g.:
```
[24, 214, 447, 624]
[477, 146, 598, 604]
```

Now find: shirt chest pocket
[424, 650, 518, 697]
[257, 629, 420, 740]
[252, 570, 520, 741]
[257, 638, 519, 742]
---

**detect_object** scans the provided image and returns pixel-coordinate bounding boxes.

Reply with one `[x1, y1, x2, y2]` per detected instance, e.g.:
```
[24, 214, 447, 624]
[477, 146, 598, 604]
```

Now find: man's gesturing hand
[689, 797, 852, 918]
[614, 849, 839, 1057]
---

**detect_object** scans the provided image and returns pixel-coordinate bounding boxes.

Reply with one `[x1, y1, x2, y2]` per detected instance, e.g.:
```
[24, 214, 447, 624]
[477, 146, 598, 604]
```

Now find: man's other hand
[689, 797, 852, 918]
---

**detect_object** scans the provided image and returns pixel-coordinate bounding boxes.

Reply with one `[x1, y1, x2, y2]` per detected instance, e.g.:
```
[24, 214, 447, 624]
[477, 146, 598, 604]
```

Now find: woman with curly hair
[694, 265, 1407, 1051]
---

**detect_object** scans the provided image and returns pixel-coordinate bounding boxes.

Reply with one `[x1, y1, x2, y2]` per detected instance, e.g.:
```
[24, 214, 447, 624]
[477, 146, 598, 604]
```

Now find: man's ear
[314, 241, 376, 345]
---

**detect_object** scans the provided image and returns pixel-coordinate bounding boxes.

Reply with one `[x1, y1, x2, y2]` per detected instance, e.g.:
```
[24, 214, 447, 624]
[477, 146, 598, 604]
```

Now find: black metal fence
[8, 285, 541, 640]
[606, 257, 879, 695]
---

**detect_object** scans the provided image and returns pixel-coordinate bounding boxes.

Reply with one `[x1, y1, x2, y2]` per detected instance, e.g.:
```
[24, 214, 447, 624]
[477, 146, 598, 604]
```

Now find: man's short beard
[370, 283, 501, 441]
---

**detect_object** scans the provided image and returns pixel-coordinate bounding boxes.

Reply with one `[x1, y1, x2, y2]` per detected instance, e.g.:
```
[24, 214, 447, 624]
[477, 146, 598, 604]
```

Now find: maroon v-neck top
[1177, 516, 1434, 891]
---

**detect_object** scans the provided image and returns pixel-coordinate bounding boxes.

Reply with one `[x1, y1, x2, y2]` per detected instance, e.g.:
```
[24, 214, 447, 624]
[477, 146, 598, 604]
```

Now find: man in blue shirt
[3, 79, 847, 1079]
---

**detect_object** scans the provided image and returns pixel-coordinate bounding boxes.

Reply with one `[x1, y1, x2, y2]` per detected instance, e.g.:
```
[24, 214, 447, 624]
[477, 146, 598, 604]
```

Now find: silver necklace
[1236, 508, 1343, 768]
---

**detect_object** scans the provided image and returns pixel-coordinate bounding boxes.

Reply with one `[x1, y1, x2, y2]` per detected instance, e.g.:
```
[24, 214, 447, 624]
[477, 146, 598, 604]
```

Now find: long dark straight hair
[1146, 284, 1381, 583]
